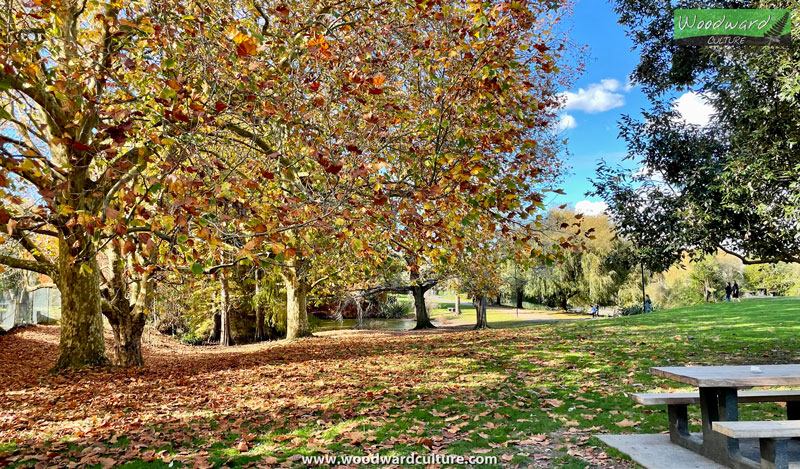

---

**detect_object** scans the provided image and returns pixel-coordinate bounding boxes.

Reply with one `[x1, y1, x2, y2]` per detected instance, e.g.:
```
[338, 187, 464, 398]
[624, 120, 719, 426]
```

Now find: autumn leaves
[0, 0, 575, 369]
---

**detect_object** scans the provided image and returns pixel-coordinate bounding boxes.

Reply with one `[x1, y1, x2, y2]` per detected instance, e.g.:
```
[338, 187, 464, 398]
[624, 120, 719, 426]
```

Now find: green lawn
[2, 298, 799, 468]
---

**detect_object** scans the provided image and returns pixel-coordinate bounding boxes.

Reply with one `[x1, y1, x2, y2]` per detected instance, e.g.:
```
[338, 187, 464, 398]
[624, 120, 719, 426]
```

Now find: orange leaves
[232, 32, 258, 57]
[372, 73, 386, 86]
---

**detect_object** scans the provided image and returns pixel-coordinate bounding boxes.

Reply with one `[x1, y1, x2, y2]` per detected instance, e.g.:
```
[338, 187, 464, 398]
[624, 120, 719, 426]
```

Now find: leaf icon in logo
[765, 12, 789, 38]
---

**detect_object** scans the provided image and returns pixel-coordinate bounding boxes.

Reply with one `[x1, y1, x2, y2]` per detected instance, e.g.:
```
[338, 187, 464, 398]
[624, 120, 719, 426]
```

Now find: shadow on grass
[1, 298, 799, 467]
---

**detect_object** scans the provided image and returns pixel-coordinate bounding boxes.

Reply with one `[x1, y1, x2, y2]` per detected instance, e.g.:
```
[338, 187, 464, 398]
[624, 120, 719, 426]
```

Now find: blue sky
[551, 0, 649, 213]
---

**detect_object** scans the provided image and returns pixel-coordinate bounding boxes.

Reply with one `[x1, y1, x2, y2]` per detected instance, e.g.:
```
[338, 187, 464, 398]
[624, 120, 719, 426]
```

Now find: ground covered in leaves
[2, 298, 799, 468]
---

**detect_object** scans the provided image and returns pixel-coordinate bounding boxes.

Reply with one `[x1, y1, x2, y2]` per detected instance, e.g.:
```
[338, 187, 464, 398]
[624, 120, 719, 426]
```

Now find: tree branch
[0, 254, 55, 276]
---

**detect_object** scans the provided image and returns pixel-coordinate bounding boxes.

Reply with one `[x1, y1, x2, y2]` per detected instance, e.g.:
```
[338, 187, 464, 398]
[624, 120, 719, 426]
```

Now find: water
[309, 316, 434, 332]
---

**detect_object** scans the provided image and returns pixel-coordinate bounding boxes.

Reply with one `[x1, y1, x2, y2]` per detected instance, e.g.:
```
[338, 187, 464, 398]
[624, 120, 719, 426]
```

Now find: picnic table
[650, 365, 800, 469]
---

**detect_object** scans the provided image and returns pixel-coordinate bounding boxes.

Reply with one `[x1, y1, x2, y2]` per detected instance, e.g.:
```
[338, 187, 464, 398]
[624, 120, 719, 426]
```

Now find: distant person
[732, 281, 740, 302]
[591, 304, 598, 318]
[724, 282, 732, 302]
[644, 295, 652, 313]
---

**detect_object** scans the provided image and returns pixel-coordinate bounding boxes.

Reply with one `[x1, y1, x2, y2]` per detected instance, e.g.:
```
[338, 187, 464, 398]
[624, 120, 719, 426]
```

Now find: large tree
[592, 1, 800, 270]
[197, 0, 574, 338]
[0, 0, 211, 369]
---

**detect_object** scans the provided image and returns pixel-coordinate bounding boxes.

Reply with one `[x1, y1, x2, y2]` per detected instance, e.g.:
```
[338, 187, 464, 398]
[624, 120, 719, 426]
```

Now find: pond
[309, 316, 439, 332]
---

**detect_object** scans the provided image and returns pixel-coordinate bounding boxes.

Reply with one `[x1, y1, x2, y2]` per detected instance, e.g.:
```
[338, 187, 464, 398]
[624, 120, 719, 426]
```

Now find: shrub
[619, 304, 645, 316]
[374, 296, 409, 318]
[179, 330, 205, 345]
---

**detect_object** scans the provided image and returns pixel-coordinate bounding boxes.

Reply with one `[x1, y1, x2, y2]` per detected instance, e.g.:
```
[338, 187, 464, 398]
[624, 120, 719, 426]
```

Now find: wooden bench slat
[712, 420, 800, 439]
[632, 390, 800, 405]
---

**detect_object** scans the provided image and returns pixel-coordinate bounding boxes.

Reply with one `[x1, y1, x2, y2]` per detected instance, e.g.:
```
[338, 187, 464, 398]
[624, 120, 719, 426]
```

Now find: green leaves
[191, 263, 205, 275]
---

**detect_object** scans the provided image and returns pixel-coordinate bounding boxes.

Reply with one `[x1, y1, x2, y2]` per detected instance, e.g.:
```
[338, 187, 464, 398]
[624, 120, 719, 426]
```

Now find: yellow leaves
[271, 242, 285, 254]
[372, 73, 386, 86]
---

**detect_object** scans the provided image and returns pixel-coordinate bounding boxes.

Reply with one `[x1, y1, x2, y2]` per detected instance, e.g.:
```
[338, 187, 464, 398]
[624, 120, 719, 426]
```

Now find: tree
[522, 210, 631, 310]
[593, 0, 800, 270]
[201, 0, 575, 338]
[0, 0, 211, 369]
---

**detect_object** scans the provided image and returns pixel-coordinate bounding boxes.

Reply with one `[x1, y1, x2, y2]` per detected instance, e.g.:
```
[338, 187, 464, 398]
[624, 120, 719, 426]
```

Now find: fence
[0, 287, 61, 332]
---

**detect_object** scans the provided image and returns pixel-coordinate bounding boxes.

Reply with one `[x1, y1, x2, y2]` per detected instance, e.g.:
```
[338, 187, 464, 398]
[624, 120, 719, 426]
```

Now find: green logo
[674, 9, 792, 46]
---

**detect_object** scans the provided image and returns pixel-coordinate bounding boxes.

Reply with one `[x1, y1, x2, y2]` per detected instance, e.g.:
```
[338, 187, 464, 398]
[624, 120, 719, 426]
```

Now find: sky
[553, 1, 713, 216]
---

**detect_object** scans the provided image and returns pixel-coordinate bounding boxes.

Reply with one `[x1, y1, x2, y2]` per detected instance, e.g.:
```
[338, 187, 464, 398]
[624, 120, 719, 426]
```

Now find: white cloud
[575, 200, 608, 216]
[561, 79, 626, 114]
[674, 92, 715, 127]
[556, 113, 577, 131]
[624, 77, 635, 92]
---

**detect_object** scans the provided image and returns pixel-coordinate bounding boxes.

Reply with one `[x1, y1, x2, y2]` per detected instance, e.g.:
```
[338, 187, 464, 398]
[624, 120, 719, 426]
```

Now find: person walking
[732, 281, 740, 302]
[724, 282, 732, 302]
[644, 295, 652, 313]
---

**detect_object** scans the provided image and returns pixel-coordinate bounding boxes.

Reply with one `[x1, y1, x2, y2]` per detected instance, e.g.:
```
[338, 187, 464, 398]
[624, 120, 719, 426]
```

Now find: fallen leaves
[0, 324, 647, 468]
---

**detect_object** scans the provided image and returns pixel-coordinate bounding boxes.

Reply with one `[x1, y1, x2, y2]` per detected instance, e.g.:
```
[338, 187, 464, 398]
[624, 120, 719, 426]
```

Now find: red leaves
[214, 100, 227, 113]
[71, 141, 93, 151]
[325, 163, 343, 175]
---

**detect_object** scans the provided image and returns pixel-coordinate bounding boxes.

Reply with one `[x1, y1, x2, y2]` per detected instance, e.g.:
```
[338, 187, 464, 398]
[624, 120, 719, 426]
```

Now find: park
[1, 0, 800, 468]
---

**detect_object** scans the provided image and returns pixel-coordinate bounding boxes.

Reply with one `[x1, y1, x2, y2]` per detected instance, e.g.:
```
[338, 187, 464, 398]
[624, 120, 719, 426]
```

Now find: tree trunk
[255, 309, 265, 341]
[101, 242, 155, 367]
[282, 261, 312, 340]
[455, 295, 461, 315]
[219, 275, 233, 346]
[411, 286, 435, 329]
[108, 311, 145, 366]
[53, 235, 110, 370]
[559, 295, 568, 311]
[516, 289, 524, 309]
[254, 271, 265, 341]
[211, 313, 221, 342]
[495, 295, 502, 306]
[474, 294, 489, 329]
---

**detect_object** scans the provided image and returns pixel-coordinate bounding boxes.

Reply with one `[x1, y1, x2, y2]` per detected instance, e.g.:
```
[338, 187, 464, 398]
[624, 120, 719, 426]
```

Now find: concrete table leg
[759, 438, 789, 469]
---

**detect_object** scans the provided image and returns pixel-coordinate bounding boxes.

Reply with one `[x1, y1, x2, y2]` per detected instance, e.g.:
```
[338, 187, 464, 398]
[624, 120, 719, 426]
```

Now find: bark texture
[455, 295, 461, 315]
[108, 312, 146, 367]
[281, 260, 312, 340]
[474, 294, 489, 329]
[54, 235, 109, 370]
[516, 289, 524, 309]
[101, 243, 155, 367]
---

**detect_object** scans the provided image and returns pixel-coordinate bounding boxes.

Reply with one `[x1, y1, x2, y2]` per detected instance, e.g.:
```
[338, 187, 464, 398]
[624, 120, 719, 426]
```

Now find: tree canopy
[592, 1, 800, 271]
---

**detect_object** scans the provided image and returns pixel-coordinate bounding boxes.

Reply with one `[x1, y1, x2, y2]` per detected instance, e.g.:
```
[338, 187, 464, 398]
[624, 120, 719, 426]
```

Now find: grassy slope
[1, 299, 799, 468]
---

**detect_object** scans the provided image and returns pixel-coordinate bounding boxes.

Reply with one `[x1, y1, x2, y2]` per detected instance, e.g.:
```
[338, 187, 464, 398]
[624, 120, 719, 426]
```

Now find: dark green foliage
[619, 304, 645, 316]
[594, 0, 800, 269]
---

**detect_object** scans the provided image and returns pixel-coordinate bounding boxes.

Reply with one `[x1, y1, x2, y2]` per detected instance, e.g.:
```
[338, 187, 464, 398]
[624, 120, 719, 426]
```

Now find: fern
[765, 12, 789, 38]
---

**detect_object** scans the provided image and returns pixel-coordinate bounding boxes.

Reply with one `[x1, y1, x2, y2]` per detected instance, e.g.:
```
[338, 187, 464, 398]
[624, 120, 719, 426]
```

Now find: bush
[619, 304, 645, 316]
[179, 330, 205, 345]
[374, 296, 409, 318]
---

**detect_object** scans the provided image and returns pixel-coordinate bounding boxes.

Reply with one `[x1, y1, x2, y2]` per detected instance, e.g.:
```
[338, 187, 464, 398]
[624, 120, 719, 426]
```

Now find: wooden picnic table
[651, 365, 800, 469]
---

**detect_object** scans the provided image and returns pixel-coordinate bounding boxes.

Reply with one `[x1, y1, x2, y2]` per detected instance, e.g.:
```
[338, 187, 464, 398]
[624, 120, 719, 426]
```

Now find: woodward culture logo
[674, 9, 792, 46]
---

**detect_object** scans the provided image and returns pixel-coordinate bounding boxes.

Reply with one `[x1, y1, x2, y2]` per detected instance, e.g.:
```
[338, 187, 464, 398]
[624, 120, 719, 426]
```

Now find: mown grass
[2, 298, 799, 468]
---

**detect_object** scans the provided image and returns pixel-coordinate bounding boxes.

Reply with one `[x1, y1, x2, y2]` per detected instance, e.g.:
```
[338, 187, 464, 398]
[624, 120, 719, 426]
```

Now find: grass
[1, 298, 799, 467]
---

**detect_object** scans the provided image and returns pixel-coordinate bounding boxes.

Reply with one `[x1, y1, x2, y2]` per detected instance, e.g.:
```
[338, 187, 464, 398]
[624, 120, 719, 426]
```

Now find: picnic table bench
[632, 365, 800, 469]
[712, 421, 800, 469]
